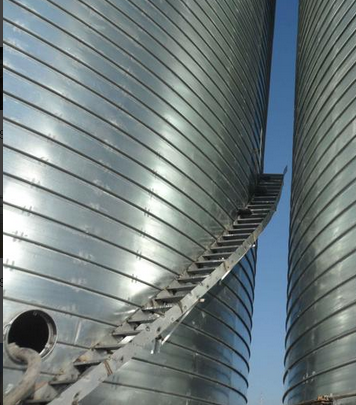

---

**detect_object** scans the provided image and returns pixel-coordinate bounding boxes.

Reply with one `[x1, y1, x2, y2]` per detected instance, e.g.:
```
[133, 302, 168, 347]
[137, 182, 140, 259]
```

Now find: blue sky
[248, 0, 299, 404]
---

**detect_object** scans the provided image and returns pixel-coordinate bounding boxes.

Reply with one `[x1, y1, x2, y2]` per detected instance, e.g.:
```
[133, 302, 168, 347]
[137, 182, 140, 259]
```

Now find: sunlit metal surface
[284, 1, 356, 404]
[3, 0, 276, 403]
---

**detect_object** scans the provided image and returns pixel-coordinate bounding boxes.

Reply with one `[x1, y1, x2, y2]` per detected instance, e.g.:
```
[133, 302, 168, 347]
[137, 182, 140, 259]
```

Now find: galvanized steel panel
[3, 0, 276, 403]
[285, 1, 356, 403]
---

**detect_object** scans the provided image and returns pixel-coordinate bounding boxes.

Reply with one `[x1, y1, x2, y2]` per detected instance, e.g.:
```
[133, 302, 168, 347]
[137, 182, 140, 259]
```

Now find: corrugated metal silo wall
[3, 0, 275, 404]
[284, 1, 356, 404]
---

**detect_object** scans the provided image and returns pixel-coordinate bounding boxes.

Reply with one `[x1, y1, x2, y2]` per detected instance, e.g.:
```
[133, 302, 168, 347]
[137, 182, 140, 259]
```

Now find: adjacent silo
[3, 0, 275, 404]
[285, 1, 356, 404]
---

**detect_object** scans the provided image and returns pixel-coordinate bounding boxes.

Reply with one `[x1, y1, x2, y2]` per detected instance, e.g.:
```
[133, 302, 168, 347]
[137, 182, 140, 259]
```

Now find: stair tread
[74, 358, 107, 367]
[188, 267, 215, 274]
[219, 239, 247, 244]
[156, 291, 186, 302]
[196, 260, 223, 266]
[112, 328, 140, 337]
[211, 246, 240, 252]
[167, 283, 196, 291]
[178, 275, 207, 283]
[143, 304, 174, 312]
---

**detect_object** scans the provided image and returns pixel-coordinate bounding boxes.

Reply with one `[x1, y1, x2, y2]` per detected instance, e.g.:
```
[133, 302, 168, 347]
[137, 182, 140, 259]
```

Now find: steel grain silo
[3, 0, 276, 404]
[284, 1, 356, 404]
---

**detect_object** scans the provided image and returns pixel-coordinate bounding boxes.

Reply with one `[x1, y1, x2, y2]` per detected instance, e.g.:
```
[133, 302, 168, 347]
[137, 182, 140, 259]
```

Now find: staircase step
[128, 311, 160, 324]
[255, 194, 275, 199]
[195, 260, 223, 268]
[143, 304, 174, 313]
[95, 343, 126, 351]
[242, 213, 266, 218]
[156, 290, 186, 303]
[178, 275, 207, 283]
[112, 326, 140, 337]
[249, 203, 272, 209]
[211, 245, 239, 253]
[74, 358, 107, 368]
[228, 227, 251, 233]
[203, 252, 231, 260]
[255, 192, 279, 198]
[225, 231, 249, 238]
[167, 282, 196, 291]
[231, 224, 255, 231]
[218, 239, 245, 246]
[250, 209, 269, 214]
[188, 267, 215, 274]
[238, 217, 263, 224]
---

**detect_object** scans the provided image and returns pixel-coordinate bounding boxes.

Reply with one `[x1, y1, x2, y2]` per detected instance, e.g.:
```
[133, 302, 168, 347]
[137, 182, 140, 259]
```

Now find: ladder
[25, 172, 285, 405]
